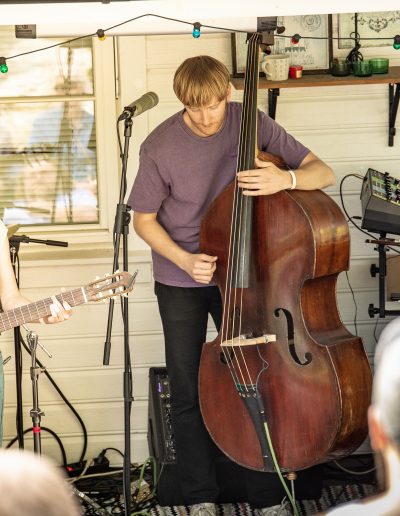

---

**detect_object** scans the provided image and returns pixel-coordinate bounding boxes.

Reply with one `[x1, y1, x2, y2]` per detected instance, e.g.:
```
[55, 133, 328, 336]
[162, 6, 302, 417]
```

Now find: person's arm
[0, 237, 71, 323]
[237, 151, 335, 196]
[133, 212, 217, 285]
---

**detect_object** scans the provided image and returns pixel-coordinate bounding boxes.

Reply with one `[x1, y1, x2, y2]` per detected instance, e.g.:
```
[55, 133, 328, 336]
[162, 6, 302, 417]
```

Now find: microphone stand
[26, 328, 52, 455]
[103, 109, 135, 516]
[8, 234, 68, 448]
[24, 325, 108, 515]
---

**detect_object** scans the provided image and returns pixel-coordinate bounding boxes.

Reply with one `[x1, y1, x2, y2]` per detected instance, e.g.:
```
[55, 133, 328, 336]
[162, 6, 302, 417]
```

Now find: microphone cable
[18, 328, 89, 464]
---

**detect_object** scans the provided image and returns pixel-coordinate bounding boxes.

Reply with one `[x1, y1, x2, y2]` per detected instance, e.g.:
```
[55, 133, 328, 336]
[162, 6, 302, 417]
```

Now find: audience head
[0, 450, 81, 516]
[370, 319, 400, 452]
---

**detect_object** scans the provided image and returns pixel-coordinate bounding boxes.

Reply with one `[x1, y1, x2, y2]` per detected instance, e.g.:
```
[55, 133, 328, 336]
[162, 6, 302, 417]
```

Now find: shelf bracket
[267, 88, 280, 120]
[388, 83, 400, 146]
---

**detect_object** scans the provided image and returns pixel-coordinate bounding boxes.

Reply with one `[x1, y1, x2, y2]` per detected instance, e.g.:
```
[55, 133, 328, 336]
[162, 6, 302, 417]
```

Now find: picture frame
[231, 14, 333, 77]
[338, 11, 400, 49]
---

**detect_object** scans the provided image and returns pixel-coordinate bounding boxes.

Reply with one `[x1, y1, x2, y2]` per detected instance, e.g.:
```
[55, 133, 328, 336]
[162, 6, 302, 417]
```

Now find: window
[0, 27, 100, 226]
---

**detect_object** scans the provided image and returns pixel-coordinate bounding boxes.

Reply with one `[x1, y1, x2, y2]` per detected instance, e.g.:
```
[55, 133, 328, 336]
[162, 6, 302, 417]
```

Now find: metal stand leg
[388, 83, 400, 147]
[268, 88, 280, 119]
[368, 232, 400, 318]
[26, 329, 51, 455]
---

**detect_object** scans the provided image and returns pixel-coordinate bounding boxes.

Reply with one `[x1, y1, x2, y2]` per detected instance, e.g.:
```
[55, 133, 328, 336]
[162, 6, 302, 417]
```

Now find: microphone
[118, 91, 159, 121]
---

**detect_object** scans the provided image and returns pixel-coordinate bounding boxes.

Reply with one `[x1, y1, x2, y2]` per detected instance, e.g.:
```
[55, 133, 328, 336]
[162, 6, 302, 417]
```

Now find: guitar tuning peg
[122, 293, 129, 298]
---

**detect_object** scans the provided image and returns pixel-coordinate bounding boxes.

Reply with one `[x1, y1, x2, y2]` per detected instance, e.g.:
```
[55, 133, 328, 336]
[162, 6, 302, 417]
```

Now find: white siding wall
[3, 28, 400, 465]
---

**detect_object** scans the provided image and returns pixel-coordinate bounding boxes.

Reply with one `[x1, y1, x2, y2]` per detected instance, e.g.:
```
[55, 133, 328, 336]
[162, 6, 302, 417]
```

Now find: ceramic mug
[261, 55, 290, 81]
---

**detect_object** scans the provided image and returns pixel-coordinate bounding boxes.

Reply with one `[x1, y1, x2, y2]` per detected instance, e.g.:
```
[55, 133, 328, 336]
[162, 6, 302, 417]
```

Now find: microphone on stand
[118, 91, 159, 121]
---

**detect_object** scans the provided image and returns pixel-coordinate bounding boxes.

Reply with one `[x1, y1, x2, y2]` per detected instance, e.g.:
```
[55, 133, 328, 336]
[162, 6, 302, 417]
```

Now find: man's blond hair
[173, 56, 230, 107]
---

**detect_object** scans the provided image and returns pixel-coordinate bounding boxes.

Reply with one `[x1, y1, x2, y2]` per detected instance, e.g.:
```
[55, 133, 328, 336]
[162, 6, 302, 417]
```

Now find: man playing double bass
[128, 55, 334, 516]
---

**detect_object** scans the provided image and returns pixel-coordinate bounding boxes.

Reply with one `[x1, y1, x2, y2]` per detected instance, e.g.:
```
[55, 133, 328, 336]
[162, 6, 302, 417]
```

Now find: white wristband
[287, 169, 296, 190]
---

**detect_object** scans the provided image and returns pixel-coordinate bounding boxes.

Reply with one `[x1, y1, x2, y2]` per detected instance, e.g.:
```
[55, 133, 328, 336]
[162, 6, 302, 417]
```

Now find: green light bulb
[0, 63, 8, 73]
[394, 42, 400, 50]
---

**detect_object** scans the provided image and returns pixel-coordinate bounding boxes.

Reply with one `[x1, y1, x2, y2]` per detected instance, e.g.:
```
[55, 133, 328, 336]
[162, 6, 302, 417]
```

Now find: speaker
[147, 367, 323, 506]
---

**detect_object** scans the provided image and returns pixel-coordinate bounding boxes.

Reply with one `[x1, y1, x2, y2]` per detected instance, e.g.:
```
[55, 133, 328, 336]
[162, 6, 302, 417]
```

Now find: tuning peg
[122, 293, 129, 298]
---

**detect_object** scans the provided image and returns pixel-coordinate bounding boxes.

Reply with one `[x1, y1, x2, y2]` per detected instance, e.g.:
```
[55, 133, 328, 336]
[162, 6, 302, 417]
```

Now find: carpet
[149, 484, 378, 516]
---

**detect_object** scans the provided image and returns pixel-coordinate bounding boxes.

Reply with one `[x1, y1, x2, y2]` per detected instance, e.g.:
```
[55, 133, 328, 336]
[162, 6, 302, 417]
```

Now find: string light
[192, 22, 201, 38]
[96, 29, 106, 41]
[0, 57, 8, 74]
[291, 33, 301, 44]
[393, 35, 400, 50]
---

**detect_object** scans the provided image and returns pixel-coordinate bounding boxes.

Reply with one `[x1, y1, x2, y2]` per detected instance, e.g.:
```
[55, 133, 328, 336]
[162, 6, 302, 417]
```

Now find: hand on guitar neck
[39, 295, 72, 325]
[0, 271, 136, 334]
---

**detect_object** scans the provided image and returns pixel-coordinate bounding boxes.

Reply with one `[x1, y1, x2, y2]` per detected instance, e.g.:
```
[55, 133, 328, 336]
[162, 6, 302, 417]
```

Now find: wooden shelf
[231, 66, 400, 146]
[231, 66, 400, 90]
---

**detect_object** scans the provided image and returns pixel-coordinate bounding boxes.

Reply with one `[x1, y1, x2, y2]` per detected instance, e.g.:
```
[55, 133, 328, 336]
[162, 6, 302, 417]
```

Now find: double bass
[198, 34, 372, 474]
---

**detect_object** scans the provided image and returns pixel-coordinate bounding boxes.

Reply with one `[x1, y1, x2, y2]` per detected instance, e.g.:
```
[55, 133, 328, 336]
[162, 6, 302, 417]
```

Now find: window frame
[0, 36, 120, 248]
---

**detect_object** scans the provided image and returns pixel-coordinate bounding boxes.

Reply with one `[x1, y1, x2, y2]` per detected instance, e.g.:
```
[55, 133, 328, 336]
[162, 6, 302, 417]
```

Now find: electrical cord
[332, 459, 376, 476]
[339, 174, 400, 255]
[6, 426, 68, 466]
[70, 458, 157, 515]
[345, 269, 358, 336]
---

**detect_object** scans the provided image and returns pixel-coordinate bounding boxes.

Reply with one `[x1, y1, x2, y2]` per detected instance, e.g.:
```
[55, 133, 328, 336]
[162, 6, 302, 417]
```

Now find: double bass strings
[221, 33, 260, 394]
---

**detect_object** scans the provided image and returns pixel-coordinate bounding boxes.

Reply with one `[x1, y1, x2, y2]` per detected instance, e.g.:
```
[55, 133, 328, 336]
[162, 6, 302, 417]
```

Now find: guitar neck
[0, 287, 88, 333]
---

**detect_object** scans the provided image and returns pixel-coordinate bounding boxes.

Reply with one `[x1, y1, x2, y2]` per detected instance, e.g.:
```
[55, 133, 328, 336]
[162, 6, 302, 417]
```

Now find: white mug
[261, 55, 290, 81]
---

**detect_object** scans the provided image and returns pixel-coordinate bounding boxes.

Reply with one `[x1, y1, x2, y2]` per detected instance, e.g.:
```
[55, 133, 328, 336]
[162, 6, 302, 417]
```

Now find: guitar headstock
[86, 270, 137, 302]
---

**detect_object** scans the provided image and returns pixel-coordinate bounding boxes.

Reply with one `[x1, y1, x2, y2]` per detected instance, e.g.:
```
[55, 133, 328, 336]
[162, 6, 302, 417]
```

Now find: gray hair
[373, 318, 400, 447]
[0, 450, 81, 515]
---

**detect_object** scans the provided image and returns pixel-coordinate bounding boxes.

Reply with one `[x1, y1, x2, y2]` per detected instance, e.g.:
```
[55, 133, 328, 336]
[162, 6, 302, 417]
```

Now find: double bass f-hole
[274, 308, 312, 366]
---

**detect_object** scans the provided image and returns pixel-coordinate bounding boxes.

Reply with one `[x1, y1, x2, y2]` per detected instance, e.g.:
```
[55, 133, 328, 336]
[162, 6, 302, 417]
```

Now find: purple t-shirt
[128, 102, 309, 287]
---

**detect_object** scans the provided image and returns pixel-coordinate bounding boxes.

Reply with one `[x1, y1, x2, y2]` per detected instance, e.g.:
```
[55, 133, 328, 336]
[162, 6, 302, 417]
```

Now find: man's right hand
[180, 253, 218, 284]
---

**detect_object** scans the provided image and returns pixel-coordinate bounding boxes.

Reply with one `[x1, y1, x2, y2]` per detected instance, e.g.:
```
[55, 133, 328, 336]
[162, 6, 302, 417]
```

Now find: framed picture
[338, 11, 400, 49]
[231, 14, 333, 77]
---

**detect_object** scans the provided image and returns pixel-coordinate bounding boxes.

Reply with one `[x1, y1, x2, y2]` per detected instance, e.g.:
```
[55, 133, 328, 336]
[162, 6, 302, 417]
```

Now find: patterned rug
[149, 484, 378, 516]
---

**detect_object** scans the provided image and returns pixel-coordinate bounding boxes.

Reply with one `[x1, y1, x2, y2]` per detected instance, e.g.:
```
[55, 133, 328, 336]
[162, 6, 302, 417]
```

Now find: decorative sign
[232, 15, 333, 76]
[338, 11, 400, 48]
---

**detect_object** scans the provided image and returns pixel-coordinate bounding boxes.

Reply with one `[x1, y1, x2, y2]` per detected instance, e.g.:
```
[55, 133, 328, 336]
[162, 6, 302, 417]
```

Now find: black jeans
[154, 281, 289, 507]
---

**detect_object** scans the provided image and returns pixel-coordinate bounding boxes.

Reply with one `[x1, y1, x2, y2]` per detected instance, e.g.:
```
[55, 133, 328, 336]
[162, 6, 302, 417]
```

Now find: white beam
[0, 2, 398, 36]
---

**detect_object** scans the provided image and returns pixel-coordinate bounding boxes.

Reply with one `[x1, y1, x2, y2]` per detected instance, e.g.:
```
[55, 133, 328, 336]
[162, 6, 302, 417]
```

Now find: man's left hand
[237, 157, 292, 196]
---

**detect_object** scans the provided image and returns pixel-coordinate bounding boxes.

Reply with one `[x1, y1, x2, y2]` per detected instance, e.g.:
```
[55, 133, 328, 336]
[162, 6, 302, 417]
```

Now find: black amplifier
[361, 168, 400, 235]
[147, 367, 176, 465]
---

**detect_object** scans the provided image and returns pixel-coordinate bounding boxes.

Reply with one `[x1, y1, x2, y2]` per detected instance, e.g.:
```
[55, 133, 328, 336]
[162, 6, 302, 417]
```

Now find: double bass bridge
[221, 334, 276, 347]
